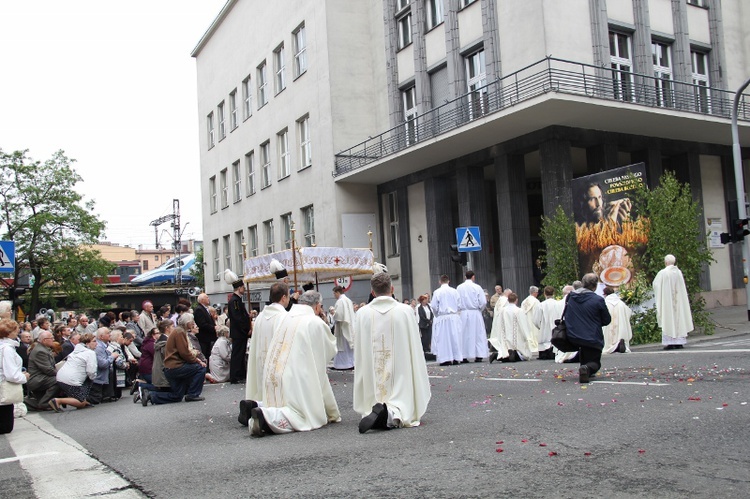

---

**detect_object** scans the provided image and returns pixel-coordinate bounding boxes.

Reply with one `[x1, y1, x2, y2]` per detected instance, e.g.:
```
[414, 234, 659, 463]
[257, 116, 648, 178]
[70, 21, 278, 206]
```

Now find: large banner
[572, 163, 648, 288]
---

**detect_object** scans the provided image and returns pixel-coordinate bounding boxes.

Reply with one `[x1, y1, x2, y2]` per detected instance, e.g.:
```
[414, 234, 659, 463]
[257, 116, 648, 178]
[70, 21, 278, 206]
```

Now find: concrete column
[494, 154, 533, 293]
[444, 0, 464, 101]
[383, 0, 402, 127]
[411, 0, 431, 112]
[481, 0, 501, 83]
[671, 0, 692, 113]
[396, 184, 413, 300]
[456, 165, 492, 291]
[588, 0, 610, 91]
[721, 154, 744, 289]
[425, 176, 456, 288]
[539, 139, 574, 218]
[586, 141, 620, 173]
[706, 0, 728, 92]
[631, 141, 663, 188]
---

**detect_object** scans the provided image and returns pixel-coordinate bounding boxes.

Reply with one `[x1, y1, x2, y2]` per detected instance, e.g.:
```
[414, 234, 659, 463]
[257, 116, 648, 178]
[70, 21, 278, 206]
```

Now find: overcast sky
[0, 0, 227, 249]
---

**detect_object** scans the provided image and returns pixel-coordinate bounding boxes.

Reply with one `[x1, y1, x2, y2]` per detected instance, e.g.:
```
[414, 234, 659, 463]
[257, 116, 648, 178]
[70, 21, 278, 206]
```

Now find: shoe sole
[238, 400, 258, 426]
[250, 407, 267, 437]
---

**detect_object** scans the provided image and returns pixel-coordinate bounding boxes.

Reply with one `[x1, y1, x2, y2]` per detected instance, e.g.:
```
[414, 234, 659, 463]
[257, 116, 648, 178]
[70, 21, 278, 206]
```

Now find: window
[207, 112, 215, 149]
[260, 141, 271, 188]
[278, 129, 290, 179]
[212, 239, 220, 281]
[402, 86, 418, 145]
[248, 225, 258, 257]
[242, 76, 252, 120]
[460, 0, 477, 7]
[293, 24, 307, 77]
[686, 0, 704, 6]
[397, 13, 412, 49]
[691, 51, 710, 113]
[245, 151, 256, 196]
[465, 49, 487, 119]
[298, 115, 312, 170]
[257, 61, 268, 108]
[229, 90, 238, 130]
[426, 0, 444, 30]
[397, 0, 410, 9]
[209, 176, 217, 213]
[232, 160, 242, 202]
[220, 169, 228, 209]
[302, 205, 315, 247]
[652, 41, 673, 108]
[235, 230, 245, 273]
[387, 192, 399, 256]
[218, 101, 226, 140]
[142, 260, 149, 271]
[609, 31, 634, 102]
[223, 235, 231, 273]
[430, 65, 449, 108]
[264, 219, 275, 253]
[274, 44, 286, 94]
[281, 213, 293, 249]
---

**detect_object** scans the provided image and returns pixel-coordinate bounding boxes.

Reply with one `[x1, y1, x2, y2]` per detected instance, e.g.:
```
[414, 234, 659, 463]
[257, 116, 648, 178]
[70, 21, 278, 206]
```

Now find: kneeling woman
[52, 333, 98, 411]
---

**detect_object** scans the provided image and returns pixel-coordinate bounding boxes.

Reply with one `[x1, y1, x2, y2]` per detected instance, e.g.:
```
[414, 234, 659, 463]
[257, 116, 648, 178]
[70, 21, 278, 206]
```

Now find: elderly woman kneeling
[208, 326, 231, 383]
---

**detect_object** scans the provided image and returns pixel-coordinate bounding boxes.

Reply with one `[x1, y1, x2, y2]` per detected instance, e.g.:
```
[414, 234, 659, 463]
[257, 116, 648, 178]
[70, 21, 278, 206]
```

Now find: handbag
[0, 345, 24, 405]
[550, 296, 577, 353]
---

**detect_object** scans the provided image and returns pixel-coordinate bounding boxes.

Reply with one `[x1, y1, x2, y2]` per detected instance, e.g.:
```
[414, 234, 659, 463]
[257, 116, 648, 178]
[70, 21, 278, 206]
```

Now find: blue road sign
[0, 241, 15, 272]
[455, 227, 481, 252]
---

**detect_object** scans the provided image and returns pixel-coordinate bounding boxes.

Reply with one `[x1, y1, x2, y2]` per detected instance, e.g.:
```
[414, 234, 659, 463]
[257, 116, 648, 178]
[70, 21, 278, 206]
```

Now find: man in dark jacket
[228, 279, 251, 384]
[193, 293, 217, 364]
[24, 331, 61, 410]
[564, 273, 611, 383]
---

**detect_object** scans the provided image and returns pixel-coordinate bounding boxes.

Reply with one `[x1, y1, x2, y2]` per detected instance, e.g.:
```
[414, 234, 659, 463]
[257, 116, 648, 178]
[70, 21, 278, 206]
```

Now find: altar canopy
[243, 247, 375, 284]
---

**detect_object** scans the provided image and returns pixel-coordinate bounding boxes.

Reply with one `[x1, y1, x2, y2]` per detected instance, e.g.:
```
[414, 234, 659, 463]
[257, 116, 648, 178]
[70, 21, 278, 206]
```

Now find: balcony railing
[334, 56, 750, 177]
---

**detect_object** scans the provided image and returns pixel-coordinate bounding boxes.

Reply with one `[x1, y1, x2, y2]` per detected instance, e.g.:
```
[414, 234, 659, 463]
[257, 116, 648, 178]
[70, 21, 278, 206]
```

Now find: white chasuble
[603, 293, 633, 354]
[260, 305, 340, 433]
[354, 297, 431, 428]
[653, 265, 693, 341]
[245, 303, 287, 400]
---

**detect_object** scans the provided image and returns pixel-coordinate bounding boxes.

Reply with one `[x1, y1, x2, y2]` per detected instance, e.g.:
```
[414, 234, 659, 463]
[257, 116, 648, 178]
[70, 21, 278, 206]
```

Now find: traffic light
[732, 218, 750, 242]
[9, 287, 26, 306]
[449, 244, 467, 266]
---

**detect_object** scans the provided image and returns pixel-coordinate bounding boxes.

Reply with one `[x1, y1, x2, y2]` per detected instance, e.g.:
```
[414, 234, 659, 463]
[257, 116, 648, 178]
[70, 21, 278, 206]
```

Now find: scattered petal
[722, 403, 728, 407]
[521, 439, 528, 443]
[548, 451, 558, 456]
[496, 448, 504, 453]
[496, 441, 504, 444]
[584, 452, 592, 456]
[539, 443, 547, 447]
[638, 449, 646, 454]
[557, 402, 564, 406]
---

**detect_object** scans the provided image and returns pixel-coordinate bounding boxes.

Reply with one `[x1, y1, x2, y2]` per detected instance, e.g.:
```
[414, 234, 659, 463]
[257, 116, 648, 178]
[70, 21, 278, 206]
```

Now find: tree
[539, 205, 579, 292]
[193, 245, 205, 289]
[0, 149, 112, 314]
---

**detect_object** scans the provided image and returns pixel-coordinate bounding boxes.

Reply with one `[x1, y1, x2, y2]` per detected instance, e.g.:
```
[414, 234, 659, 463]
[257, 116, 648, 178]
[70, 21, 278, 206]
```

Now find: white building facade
[195, 0, 750, 307]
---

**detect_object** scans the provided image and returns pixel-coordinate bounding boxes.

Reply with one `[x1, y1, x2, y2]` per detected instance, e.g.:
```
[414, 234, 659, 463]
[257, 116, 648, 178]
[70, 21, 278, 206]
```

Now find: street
[2, 329, 749, 498]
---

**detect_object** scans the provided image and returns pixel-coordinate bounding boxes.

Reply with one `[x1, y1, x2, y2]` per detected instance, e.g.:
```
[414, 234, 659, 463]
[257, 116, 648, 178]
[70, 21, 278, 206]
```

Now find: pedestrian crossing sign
[0, 240, 15, 272]
[455, 227, 481, 252]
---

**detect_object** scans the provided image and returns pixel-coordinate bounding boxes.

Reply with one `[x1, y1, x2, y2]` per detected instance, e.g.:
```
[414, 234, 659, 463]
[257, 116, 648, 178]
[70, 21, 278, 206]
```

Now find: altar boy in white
[248, 291, 341, 437]
[456, 270, 489, 362]
[354, 272, 431, 433]
[332, 285, 356, 370]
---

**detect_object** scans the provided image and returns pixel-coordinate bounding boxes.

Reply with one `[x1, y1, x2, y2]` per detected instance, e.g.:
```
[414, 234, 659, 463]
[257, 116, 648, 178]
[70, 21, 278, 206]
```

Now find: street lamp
[731, 76, 750, 320]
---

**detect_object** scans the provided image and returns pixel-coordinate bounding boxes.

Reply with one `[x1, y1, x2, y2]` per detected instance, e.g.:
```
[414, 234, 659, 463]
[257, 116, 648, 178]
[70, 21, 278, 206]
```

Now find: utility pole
[731, 77, 750, 320]
[148, 199, 182, 284]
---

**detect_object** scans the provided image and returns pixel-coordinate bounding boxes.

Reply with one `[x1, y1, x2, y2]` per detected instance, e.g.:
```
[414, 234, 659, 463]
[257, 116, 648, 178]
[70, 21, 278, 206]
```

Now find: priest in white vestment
[520, 286, 541, 355]
[354, 272, 431, 433]
[488, 289, 511, 362]
[456, 270, 489, 362]
[431, 275, 463, 366]
[249, 291, 340, 436]
[501, 293, 535, 361]
[239, 282, 290, 426]
[653, 254, 693, 349]
[533, 286, 561, 359]
[602, 287, 632, 354]
[332, 286, 356, 369]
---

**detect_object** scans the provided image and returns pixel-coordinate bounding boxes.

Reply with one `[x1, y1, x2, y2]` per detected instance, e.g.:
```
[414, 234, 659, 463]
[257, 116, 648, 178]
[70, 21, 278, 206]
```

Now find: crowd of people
[0, 254, 691, 436]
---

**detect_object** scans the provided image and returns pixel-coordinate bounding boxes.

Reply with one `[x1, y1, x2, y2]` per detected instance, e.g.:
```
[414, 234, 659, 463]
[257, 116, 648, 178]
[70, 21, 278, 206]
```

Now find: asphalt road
[5, 335, 750, 498]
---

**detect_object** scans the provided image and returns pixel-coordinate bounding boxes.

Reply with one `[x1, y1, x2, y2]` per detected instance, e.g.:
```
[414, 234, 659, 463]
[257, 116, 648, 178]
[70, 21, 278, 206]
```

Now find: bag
[551, 319, 577, 352]
[0, 380, 24, 405]
[550, 295, 577, 353]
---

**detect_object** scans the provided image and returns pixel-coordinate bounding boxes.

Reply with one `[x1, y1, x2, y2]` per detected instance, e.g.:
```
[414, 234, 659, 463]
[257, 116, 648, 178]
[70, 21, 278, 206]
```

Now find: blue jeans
[150, 363, 205, 404]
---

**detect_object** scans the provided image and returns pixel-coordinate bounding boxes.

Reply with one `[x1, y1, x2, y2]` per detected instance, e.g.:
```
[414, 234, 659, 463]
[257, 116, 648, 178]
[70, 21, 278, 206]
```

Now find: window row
[208, 115, 312, 213]
[609, 31, 710, 112]
[211, 205, 315, 280]
[395, 0, 477, 50]
[206, 23, 307, 150]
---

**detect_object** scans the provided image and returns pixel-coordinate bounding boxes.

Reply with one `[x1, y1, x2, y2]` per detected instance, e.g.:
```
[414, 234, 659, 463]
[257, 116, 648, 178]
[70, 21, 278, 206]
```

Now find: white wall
[408, 182, 431, 297]
[701, 155, 731, 291]
[649, 0, 674, 35]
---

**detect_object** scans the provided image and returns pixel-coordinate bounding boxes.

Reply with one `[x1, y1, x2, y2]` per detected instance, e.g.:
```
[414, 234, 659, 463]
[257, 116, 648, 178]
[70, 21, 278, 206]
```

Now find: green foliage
[539, 205, 579, 291]
[0, 149, 110, 314]
[194, 245, 205, 288]
[630, 307, 661, 345]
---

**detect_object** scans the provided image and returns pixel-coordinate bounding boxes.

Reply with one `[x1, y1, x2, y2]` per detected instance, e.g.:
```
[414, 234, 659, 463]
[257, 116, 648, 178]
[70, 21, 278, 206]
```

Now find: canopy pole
[291, 221, 298, 291]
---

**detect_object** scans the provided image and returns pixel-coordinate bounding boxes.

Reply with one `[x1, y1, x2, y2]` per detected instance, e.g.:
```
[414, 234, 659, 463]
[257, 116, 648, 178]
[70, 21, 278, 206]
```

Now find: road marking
[481, 378, 542, 382]
[592, 381, 670, 386]
[0, 452, 59, 464]
[639, 349, 750, 354]
[429, 375, 448, 378]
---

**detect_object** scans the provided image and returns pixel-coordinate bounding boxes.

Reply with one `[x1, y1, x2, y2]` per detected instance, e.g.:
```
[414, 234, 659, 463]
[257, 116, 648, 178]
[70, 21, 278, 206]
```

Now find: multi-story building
[194, 0, 749, 307]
